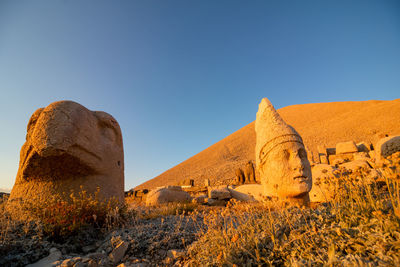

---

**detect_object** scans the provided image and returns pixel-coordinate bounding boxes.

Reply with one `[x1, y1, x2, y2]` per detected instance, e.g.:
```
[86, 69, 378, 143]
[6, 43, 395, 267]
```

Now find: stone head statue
[255, 98, 312, 204]
[9, 100, 124, 203]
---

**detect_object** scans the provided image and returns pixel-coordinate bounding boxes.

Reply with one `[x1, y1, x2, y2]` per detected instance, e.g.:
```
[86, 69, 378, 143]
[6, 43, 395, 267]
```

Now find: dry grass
[1, 187, 129, 242]
[184, 162, 400, 266]
[1, 158, 400, 266]
[128, 201, 204, 220]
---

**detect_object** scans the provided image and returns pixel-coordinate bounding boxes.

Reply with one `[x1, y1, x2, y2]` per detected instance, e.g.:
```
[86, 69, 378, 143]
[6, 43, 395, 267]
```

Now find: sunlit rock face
[255, 98, 312, 205]
[9, 100, 124, 203]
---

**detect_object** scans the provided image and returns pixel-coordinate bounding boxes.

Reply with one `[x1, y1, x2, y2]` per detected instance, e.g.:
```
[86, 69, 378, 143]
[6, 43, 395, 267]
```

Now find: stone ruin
[128, 137, 400, 207]
[126, 96, 400, 207]
[309, 135, 400, 202]
[6, 98, 400, 211]
[255, 98, 312, 205]
[9, 101, 125, 208]
[235, 160, 257, 185]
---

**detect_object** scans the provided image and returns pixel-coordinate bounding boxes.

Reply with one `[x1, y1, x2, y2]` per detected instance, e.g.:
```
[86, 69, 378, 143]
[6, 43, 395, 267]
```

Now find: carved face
[10, 100, 124, 202]
[260, 141, 312, 198]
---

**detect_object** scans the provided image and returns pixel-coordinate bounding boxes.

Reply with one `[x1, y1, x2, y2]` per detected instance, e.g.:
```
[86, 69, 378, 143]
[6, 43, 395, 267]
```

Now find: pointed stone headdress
[255, 98, 304, 167]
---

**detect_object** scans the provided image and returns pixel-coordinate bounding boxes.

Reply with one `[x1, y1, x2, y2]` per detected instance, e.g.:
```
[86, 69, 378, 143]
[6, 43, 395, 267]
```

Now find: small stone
[73, 262, 85, 267]
[206, 198, 227, 206]
[81, 258, 91, 263]
[86, 253, 106, 260]
[27, 248, 62, 267]
[167, 249, 185, 259]
[82, 245, 97, 254]
[109, 241, 129, 264]
[319, 154, 329, 164]
[49, 248, 59, 254]
[98, 258, 110, 267]
[61, 259, 74, 267]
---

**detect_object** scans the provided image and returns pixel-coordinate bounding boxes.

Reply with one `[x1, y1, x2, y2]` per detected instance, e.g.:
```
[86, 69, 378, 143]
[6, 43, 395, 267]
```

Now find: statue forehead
[268, 141, 305, 157]
[27, 101, 122, 136]
[30, 101, 115, 124]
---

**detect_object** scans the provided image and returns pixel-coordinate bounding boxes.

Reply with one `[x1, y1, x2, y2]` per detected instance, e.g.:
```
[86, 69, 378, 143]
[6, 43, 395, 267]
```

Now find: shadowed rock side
[136, 99, 400, 190]
[9, 101, 125, 203]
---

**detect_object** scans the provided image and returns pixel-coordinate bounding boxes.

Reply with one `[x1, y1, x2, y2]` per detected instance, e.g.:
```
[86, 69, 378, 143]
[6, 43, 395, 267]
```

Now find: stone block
[208, 186, 231, 200]
[109, 241, 129, 264]
[336, 141, 358, 154]
[375, 136, 400, 158]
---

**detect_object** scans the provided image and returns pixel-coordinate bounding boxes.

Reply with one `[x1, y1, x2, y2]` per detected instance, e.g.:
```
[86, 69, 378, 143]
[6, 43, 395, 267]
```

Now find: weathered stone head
[255, 98, 312, 205]
[9, 100, 124, 203]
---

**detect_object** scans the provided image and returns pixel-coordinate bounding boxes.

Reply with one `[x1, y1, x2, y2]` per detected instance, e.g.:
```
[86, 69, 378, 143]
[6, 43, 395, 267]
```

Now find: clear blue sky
[0, 0, 399, 191]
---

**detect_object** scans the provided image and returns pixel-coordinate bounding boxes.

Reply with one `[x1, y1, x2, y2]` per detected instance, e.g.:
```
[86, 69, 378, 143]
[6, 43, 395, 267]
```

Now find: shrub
[5, 187, 127, 241]
[134, 202, 201, 219]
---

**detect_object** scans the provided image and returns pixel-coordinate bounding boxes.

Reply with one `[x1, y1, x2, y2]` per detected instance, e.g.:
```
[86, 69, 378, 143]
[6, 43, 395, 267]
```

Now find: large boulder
[9, 101, 125, 204]
[255, 98, 312, 205]
[208, 185, 231, 200]
[145, 186, 192, 206]
[228, 184, 264, 202]
[375, 136, 400, 158]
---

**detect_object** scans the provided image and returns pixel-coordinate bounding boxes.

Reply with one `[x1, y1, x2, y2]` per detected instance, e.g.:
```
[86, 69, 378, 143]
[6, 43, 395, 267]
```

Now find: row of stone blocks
[317, 137, 400, 166]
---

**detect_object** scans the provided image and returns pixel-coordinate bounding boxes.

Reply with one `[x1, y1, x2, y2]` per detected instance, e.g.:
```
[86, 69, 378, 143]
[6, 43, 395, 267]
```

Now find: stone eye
[282, 149, 290, 160]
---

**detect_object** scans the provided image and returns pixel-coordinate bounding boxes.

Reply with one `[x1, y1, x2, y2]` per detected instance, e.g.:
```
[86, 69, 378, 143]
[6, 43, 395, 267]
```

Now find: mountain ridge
[135, 99, 400, 190]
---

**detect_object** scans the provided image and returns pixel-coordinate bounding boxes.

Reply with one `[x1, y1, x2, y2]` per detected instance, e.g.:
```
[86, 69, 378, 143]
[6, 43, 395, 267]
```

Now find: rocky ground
[0, 211, 205, 267]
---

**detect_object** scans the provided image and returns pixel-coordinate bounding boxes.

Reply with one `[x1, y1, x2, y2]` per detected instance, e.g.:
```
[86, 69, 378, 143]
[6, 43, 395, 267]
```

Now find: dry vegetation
[1, 159, 400, 266]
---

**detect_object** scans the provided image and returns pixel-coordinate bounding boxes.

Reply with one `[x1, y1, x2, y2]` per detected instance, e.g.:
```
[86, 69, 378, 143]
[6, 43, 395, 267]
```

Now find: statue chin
[289, 177, 312, 196]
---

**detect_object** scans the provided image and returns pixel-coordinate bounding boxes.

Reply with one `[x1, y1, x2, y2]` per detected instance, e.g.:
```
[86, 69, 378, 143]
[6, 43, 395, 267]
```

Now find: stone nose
[291, 155, 305, 171]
